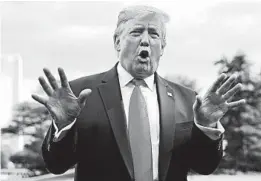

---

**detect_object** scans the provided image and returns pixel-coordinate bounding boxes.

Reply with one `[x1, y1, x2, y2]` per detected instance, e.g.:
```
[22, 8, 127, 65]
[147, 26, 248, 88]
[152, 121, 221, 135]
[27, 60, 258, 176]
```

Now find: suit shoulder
[166, 79, 196, 95]
[70, 72, 105, 86]
[164, 79, 197, 103]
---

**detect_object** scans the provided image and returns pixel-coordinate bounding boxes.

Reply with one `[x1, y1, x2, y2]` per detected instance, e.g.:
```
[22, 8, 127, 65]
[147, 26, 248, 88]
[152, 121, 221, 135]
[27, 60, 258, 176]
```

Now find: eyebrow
[148, 27, 160, 32]
[131, 24, 161, 32]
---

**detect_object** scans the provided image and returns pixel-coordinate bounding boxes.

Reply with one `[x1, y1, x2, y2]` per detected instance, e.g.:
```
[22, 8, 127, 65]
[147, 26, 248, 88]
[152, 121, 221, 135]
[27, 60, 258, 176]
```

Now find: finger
[31, 94, 47, 105]
[193, 95, 202, 112]
[208, 73, 227, 93]
[43, 68, 59, 90]
[222, 83, 242, 100]
[58, 67, 69, 88]
[78, 89, 92, 107]
[217, 73, 238, 95]
[227, 99, 246, 108]
[226, 95, 234, 103]
[38, 76, 53, 96]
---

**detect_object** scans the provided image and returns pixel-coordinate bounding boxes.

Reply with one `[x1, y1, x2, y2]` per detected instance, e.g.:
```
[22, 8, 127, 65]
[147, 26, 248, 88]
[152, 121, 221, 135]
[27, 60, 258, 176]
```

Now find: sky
[1, 0, 261, 115]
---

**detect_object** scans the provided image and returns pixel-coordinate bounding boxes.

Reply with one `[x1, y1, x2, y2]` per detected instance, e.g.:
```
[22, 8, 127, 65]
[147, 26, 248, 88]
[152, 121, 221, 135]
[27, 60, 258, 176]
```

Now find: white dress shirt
[53, 62, 225, 180]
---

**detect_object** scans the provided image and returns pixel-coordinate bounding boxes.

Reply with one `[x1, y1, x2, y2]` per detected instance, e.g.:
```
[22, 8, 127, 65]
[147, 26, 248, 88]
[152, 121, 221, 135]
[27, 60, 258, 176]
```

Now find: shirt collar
[117, 62, 155, 91]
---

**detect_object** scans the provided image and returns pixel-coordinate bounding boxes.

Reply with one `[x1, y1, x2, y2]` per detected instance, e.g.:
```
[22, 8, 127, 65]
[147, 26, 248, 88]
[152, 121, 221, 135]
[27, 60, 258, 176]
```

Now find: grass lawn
[23, 170, 261, 181]
[188, 174, 261, 181]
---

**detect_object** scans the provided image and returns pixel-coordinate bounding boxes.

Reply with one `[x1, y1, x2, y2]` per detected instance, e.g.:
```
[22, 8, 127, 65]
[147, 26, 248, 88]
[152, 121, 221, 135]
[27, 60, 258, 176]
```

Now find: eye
[150, 32, 160, 38]
[130, 30, 141, 36]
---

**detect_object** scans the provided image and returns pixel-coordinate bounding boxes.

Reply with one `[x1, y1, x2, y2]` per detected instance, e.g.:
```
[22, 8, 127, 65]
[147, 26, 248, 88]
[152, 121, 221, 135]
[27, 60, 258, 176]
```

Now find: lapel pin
[167, 92, 173, 97]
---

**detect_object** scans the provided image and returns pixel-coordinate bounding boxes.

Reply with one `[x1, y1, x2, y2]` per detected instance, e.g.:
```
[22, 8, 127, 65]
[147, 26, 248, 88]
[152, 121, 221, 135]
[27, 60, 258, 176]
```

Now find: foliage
[215, 53, 261, 172]
[1, 101, 51, 175]
[1, 149, 9, 168]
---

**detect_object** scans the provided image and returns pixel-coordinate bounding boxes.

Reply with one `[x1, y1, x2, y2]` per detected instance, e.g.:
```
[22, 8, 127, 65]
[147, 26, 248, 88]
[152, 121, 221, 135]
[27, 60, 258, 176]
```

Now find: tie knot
[132, 79, 146, 87]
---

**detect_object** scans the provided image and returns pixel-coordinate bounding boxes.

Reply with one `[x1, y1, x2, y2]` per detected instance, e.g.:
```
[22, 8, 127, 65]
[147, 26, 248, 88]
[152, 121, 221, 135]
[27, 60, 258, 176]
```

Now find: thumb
[193, 95, 202, 112]
[78, 89, 92, 108]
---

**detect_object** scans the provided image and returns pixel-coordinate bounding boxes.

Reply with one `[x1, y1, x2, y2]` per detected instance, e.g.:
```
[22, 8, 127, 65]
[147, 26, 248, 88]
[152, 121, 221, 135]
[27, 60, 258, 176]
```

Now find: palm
[199, 93, 227, 122]
[32, 68, 91, 129]
[46, 88, 80, 122]
[194, 74, 245, 126]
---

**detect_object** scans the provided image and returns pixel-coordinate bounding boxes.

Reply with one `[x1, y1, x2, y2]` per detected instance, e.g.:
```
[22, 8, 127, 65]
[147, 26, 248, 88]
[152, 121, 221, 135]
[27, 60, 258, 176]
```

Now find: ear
[114, 35, 121, 52]
[160, 43, 165, 56]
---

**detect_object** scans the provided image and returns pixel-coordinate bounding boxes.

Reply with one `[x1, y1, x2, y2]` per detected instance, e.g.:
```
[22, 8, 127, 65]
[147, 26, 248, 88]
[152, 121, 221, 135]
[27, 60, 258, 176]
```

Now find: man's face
[116, 13, 165, 79]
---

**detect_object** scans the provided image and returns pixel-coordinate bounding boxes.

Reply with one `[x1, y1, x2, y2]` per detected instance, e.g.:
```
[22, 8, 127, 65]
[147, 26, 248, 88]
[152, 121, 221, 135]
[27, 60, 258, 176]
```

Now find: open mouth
[139, 50, 149, 59]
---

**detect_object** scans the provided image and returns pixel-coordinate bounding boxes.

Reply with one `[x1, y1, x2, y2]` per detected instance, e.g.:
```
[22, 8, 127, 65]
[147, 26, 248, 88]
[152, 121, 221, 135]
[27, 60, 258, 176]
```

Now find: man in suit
[32, 5, 245, 181]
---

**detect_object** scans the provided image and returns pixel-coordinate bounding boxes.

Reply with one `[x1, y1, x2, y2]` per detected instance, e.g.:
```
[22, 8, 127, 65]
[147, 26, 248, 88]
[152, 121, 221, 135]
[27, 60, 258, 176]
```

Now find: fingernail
[43, 68, 49, 74]
[38, 76, 44, 81]
[221, 73, 227, 78]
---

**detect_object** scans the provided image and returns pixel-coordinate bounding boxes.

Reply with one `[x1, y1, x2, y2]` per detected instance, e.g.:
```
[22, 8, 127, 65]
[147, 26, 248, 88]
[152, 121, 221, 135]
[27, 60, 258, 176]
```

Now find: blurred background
[1, 0, 261, 180]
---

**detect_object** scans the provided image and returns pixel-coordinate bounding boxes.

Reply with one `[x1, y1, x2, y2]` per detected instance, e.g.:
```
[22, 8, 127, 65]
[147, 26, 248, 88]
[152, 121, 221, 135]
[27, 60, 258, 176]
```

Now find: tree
[1, 101, 51, 175]
[1, 147, 10, 168]
[215, 53, 261, 172]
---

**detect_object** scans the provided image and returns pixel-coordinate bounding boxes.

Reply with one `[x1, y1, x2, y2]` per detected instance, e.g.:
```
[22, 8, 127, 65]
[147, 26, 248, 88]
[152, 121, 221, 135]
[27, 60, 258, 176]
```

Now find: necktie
[128, 79, 153, 181]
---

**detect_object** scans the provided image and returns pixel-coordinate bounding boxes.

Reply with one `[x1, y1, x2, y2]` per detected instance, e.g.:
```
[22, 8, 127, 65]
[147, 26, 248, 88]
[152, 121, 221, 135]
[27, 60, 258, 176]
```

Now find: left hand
[193, 73, 246, 127]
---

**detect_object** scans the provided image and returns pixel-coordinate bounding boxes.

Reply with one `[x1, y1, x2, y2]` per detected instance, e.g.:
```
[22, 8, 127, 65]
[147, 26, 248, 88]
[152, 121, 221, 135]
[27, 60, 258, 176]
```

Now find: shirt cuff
[52, 119, 77, 142]
[194, 119, 225, 140]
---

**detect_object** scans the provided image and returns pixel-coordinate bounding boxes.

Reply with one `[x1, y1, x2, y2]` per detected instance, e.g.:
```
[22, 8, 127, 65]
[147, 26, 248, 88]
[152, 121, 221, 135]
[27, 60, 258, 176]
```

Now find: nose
[140, 32, 149, 47]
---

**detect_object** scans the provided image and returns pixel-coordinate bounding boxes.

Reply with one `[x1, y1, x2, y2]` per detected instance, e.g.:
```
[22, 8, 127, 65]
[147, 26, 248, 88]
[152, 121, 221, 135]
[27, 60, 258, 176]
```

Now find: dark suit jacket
[42, 63, 223, 181]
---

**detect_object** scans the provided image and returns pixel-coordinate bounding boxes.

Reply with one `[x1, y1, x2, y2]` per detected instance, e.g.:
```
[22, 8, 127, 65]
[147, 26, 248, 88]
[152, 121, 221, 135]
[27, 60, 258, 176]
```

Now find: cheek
[150, 41, 162, 59]
[121, 38, 139, 56]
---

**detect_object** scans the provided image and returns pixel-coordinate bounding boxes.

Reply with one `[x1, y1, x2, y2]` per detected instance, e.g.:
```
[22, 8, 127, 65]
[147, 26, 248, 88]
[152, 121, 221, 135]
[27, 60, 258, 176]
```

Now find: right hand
[32, 68, 92, 130]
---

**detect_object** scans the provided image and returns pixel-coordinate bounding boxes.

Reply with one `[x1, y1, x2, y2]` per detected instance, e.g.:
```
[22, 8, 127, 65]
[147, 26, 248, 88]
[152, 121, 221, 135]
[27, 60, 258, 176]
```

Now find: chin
[133, 70, 153, 79]
[131, 62, 155, 78]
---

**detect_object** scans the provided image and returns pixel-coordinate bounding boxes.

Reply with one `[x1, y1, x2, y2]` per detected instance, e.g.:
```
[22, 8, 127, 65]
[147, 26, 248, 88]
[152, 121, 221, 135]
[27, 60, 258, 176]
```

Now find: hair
[113, 5, 170, 50]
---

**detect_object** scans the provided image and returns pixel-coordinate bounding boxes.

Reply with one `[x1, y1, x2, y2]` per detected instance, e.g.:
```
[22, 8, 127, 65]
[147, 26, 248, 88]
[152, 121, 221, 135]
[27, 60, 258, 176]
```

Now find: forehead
[125, 13, 163, 30]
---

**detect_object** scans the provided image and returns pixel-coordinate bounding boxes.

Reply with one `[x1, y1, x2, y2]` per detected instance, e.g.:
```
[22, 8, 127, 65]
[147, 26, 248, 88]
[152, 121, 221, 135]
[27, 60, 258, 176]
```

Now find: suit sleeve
[53, 119, 77, 142]
[41, 80, 83, 174]
[184, 91, 224, 175]
[195, 120, 224, 140]
[42, 122, 78, 174]
[185, 123, 223, 175]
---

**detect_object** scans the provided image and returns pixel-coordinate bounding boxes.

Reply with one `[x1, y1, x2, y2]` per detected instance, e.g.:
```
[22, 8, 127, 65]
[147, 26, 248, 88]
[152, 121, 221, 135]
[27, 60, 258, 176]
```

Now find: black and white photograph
[1, 1, 261, 181]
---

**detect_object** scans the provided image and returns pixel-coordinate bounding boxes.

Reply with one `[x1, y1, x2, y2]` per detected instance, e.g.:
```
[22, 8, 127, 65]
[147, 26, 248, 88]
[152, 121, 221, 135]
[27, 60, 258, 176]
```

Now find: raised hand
[32, 68, 92, 130]
[193, 73, 246, 127]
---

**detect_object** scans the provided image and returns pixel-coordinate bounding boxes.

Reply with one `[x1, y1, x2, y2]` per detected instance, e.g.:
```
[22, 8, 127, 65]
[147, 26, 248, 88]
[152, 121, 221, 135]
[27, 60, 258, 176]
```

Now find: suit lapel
[156, 74, 176, 181]
[97, 65, 134, 179]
